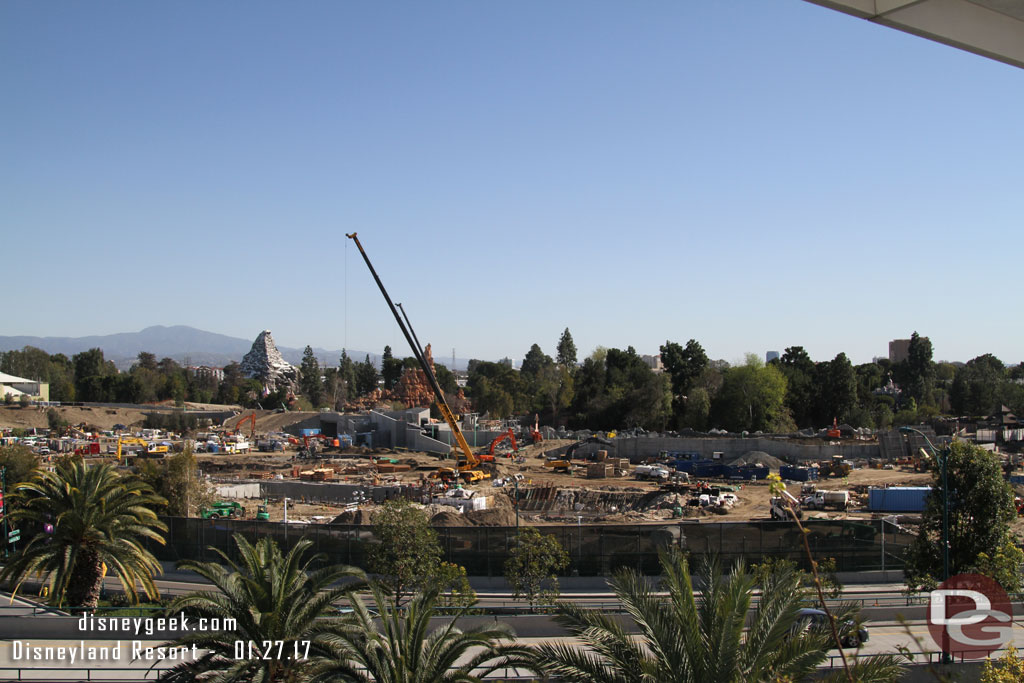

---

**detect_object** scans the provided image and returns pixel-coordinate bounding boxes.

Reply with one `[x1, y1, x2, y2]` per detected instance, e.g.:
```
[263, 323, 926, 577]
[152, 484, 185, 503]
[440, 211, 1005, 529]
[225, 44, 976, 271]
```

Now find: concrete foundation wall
[257, 480, 416, 505]
[215, 483, 262, 499]
[609, 436, 880, 463]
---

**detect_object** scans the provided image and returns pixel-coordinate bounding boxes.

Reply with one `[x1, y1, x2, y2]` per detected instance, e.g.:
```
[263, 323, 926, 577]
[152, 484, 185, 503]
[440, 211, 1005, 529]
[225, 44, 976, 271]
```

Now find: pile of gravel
[728, 450, 785, 469]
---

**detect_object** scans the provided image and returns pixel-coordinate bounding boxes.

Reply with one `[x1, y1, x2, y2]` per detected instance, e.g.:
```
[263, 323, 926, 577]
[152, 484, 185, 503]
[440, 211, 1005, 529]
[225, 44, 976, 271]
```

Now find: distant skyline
[3, 2, 1022, 367]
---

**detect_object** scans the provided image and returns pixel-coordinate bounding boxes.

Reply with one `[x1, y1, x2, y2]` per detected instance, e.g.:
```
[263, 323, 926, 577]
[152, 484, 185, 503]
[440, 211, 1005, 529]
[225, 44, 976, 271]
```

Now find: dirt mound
[465, 507, 518, 526]
[729, 450, 785, 469]
[430, 510, 471, 526]
[331, 509, 375, 525]
[488, 491, 515, 509]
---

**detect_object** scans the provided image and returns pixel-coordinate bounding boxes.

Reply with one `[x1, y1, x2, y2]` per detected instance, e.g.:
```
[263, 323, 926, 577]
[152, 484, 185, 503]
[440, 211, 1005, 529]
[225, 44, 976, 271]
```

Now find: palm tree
[529, 551, 903, 683]
[308, 580, 534, 683]
[158, 534, 365, 683]
[1, 458, 167, 609]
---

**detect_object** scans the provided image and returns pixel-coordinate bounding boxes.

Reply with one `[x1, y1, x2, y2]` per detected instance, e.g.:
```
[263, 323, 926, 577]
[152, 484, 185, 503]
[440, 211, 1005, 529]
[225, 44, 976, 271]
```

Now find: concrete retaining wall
[214, 483, 262, 499]
[609, 436, 880, 464]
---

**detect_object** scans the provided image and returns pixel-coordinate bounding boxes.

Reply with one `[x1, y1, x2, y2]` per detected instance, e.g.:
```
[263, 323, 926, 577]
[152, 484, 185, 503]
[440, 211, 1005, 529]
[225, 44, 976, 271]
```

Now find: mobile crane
[346, 233, 489, 484]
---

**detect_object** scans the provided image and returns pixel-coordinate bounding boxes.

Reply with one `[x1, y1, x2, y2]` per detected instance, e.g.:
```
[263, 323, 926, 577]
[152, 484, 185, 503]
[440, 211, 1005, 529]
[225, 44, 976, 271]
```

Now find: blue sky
[3, 1, 1022, 367]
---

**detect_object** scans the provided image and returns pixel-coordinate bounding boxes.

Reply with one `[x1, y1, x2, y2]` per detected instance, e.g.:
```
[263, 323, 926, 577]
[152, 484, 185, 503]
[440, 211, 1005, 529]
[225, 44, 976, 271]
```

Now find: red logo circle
[927, 573, 1012, 660]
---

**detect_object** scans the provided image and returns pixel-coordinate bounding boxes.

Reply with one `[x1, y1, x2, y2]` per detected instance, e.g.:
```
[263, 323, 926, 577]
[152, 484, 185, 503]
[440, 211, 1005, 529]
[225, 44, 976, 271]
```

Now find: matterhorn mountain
[239, 330, 301, 395]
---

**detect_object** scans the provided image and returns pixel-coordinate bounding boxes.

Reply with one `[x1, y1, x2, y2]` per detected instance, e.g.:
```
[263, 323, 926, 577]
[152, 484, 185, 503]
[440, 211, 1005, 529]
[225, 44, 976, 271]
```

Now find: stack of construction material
[587, 463, 614, 479]
[299, 468, 336, 481]
[375, 462, 412, 473]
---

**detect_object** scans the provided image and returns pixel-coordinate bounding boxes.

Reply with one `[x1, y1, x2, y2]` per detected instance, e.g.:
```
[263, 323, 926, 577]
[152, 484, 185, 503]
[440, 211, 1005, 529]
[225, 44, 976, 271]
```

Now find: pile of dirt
[430, 510, 470, 526]
[488, 491, 515, 509]
[331, 509, 375, 525]
[465, 507, 519, 526]
[729, 450, 785, 469]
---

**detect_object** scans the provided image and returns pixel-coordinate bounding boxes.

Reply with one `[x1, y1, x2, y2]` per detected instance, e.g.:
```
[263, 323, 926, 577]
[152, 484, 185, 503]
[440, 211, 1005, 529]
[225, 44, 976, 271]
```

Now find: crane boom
[345, 233, 478, 470]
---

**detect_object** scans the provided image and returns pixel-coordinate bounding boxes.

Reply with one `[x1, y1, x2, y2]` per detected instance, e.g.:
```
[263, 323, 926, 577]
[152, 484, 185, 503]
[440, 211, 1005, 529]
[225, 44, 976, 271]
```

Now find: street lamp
[899, 426, 950, 583]
[900, 426, 951, 664]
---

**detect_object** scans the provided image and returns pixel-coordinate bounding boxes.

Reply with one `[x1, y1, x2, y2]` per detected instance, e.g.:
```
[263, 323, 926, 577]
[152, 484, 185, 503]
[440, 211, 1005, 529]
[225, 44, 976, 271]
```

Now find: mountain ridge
[0, 325, 473, 371]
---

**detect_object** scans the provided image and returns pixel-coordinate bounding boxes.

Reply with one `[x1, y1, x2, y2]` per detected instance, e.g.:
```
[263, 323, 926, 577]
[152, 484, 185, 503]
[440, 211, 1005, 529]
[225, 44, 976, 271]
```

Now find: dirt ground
[0, 405, 157, 430]
[197, 438, 938, 525]
[1, 406, 953, 526]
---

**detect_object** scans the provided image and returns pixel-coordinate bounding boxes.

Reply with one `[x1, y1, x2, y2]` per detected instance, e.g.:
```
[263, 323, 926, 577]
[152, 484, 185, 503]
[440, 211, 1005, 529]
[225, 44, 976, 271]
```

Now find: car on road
[792, 608, 869, 648]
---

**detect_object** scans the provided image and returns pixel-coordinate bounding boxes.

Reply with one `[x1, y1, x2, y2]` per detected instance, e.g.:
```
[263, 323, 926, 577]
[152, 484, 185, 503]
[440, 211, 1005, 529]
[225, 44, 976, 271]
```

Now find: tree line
[4, 329, 1024, 432]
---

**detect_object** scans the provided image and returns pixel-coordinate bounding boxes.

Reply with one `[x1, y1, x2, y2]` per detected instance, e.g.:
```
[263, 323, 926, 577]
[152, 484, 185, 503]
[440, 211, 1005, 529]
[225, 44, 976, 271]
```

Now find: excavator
[115, 436, 161, 460]
[479, 429, 518, 463]
[347, 233, 489, 485]
[232, 413, 257, 439]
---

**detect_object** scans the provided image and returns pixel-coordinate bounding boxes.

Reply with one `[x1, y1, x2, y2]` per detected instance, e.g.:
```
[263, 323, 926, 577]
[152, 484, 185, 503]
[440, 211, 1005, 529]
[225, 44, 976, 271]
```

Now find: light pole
[899, 426, 949, 582]
[900, 426, 951, 664]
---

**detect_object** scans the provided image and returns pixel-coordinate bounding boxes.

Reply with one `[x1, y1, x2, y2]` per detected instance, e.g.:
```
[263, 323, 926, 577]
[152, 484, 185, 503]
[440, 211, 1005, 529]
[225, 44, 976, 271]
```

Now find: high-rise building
[766, 351, 780, 363]
[888, 338, 928, 364]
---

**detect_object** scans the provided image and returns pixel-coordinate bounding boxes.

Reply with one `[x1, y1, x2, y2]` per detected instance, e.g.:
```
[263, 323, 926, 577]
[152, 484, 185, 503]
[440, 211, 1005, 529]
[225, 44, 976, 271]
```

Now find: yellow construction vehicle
[115, 436, 169, 460]
[347, 233, 489, 483]
[115, 436, 148, 460]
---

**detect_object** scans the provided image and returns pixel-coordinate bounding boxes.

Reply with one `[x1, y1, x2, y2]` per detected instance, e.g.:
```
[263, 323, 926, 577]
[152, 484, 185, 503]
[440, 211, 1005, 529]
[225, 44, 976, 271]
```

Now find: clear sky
[3, 1, 1022, 368]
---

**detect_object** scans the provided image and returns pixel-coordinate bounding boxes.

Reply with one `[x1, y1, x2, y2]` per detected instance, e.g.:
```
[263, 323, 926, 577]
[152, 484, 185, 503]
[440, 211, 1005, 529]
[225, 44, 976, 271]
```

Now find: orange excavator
[347, 233, 489, 484]
[479, 428, 518, 463]
[233, 413, 257, 439]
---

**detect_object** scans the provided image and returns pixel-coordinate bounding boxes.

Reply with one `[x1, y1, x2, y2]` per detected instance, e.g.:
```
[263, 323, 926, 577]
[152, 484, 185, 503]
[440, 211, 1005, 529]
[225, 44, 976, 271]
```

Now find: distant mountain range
[0, 325, 471, 371]
[0, 326, 335, 370]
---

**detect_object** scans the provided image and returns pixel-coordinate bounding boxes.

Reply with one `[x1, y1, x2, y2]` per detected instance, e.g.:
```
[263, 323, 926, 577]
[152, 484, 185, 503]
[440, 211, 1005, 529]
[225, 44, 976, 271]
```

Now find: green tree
[951, 353, 1007, 416]
[528, 551, 901, 683]
[355, 355, 379, 397]
[47, 353, 76, 402]
[369, 499, 463, 606]
[905, 441, 1017, 591]
[981, 647, 1024, 683]
[712, 355, 791, 433]
[504, 527, 570, 611]
[46, 407, 68, 432]
[1, 460, 167, 609]
[975, 541, 1024, 593]
[818, 352, 858, 424]
[72, 348, 114, 401]
[380, 345, 403, 391]
[0, 445, 40, 487]
[520, 343, 552, 378]
[894, 332, 935, 407]
[162, 445, 213, 517]
[338, 351, 358, 405]
[556, 327, 578, 369]
[158, 534, 364, 683]
[300, 346, 325, 408]
[660, 339, 709, 428]
[467, 360, 522, 418]
[309, 580, 530, 683]
[775, 346, 817, 428]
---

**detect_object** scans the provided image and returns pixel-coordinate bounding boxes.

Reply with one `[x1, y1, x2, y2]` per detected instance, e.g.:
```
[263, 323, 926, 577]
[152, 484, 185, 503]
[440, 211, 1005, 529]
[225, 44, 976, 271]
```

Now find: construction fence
[151, 517, 914, 577]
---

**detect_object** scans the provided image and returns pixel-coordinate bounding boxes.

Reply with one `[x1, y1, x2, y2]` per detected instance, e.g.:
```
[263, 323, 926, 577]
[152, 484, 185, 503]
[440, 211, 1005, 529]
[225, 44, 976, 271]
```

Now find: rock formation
[341, 343, 469, 413]
[390, 344, 438, 408]
[389, 344, 470, 412]
[239, 330, 300, 395]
